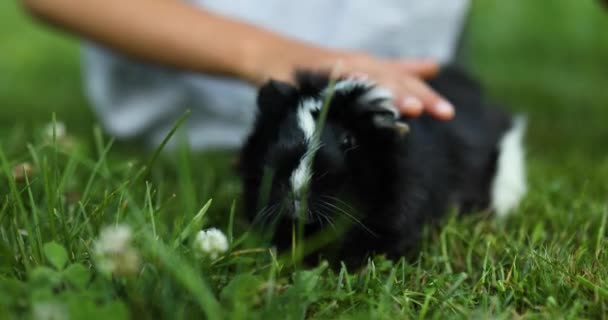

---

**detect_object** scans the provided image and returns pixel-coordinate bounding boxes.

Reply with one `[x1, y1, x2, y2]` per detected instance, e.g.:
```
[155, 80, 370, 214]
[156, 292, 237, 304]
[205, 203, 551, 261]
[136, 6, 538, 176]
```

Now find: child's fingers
[395, 77, 454, 120]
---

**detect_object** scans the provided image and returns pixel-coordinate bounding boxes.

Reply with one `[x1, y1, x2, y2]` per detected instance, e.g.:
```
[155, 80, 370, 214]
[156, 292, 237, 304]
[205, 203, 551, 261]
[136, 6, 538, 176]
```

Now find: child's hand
[248, 46, 454, 120]
[339, 54, 454, 120]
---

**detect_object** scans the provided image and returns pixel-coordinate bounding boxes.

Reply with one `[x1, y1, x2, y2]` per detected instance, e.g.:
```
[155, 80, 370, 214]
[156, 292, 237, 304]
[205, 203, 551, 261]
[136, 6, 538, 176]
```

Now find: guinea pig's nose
[285, 190, 309, 220]
[292, 200, 301, 217]
[285, 199, 303, 220]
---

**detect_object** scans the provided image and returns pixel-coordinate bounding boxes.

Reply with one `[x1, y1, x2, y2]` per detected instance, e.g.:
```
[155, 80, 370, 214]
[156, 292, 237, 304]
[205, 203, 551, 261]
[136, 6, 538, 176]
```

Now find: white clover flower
[96, 224, 132, 253]
[193, 228, 229, 260]
[43, 122, 67, 140]
[93, 224, 140, 276]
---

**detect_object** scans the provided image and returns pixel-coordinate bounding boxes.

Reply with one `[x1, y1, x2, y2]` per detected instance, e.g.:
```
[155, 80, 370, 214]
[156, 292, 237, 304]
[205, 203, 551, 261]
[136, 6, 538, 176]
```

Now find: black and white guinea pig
[239, 66, 526, 265]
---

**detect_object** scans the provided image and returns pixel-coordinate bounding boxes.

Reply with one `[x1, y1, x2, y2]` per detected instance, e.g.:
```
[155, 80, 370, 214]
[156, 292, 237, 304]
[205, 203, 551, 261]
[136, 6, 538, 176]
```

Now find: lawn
[1, 0, 608, 319]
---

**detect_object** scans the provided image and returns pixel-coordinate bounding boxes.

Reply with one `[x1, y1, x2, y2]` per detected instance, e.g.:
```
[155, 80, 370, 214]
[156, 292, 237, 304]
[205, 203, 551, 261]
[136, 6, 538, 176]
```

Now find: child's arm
[20, 0, 453, 119]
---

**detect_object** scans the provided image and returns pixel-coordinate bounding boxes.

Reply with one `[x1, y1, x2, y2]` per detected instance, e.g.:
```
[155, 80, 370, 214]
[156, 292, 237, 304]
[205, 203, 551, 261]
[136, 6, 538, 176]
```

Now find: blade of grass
[595, 206, 607, 259]
[227, 199, 236, 244]
[136, 110, 190, 183]
[576, 275, 608, 299]
[80, 137, 115, 204]
[23, 172, 43, 262]
[177, 133, 196, 220]
[145, 182, 157, 238]
[173, 199, 213, 249]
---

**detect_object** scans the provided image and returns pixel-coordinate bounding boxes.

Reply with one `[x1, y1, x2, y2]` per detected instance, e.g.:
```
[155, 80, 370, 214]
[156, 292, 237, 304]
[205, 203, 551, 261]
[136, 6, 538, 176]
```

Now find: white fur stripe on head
[290, 151, 313, 195]
[291, 98, 322, 194]
[297, 98, 319, 142]
[491, 116, 527, 217]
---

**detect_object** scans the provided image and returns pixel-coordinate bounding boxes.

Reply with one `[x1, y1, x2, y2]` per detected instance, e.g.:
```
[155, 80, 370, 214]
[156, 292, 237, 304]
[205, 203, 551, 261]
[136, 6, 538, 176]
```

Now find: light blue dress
[82, 0, 470, 149]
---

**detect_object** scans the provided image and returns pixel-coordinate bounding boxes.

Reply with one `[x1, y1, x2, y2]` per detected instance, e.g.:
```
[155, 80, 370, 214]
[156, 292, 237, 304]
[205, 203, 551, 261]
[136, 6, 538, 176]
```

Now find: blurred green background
[0, 1, 93, 131]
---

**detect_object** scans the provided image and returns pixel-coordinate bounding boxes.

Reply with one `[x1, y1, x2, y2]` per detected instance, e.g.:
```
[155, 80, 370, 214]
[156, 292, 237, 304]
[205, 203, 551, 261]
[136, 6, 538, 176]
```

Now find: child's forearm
[20, 0, 329, 83]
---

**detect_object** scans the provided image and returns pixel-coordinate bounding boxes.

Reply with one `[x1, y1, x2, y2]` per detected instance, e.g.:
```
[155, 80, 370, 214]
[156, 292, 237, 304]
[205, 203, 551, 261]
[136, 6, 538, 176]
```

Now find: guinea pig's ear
[370, 113, 410, 138]
[351, 101, 410, 139]
[257, 79, 297, 114]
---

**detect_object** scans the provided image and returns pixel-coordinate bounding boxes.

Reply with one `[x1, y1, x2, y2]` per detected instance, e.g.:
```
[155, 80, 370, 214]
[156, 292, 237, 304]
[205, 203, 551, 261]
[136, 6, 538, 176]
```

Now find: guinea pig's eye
[340, 133, 357, 151]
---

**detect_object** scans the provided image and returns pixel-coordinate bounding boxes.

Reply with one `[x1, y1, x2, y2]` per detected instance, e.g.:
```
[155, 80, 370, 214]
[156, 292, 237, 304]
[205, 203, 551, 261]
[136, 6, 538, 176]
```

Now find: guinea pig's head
[240, 73, 407, 245]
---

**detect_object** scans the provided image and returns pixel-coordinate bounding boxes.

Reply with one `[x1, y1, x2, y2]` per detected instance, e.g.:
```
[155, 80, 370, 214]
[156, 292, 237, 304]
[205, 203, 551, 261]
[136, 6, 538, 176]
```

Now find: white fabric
[82, 0, 470, 149]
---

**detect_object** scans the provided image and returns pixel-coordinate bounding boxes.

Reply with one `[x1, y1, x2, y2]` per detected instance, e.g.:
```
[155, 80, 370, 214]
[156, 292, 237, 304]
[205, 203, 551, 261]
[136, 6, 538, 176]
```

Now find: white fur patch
[333, 78, 370, 92]
[290, 154, 313, 195]
[290, 145, 321, 195]
[291, 98, 323, 195]
[297, 98, 319, 142]
[358, 86, 393, 102]
[326, 79, 398, 118]
[491, 117, 527, 217]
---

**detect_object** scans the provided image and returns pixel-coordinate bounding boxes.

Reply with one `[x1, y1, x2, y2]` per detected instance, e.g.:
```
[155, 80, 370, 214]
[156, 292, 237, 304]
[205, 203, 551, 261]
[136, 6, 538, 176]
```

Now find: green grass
[2, 0, 608, 319]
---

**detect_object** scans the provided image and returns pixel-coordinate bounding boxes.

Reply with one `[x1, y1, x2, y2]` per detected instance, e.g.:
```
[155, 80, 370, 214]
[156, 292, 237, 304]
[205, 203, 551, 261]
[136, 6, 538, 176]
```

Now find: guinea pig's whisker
[274, 205, 291, 224]
[315, 171, 330, 181]
[316, 209, 336, 229]
[317, 202, 351, 226]
[318, 200, 377, 237]
[315, 212, 324, 227]
[252, 207, 269, 225]
[321, 195, 355, 211]
[307, 209, 314, 222]
[316, 207, 327, 223]
[254, 203, 279, 226]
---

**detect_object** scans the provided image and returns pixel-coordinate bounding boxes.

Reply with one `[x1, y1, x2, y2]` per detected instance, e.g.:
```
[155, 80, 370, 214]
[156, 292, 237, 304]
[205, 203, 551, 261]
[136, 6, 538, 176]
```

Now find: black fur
[240, 66, 513, 266]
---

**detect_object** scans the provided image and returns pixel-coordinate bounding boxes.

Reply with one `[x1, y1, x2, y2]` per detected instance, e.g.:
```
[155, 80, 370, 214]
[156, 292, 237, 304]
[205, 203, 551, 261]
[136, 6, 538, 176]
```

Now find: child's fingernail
[434, 100, 455, 117]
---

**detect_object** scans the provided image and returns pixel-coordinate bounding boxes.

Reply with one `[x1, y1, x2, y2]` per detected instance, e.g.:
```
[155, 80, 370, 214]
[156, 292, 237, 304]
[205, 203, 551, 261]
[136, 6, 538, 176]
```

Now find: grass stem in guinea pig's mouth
[291, 66, 339, 265]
